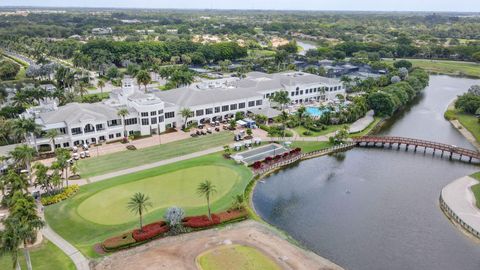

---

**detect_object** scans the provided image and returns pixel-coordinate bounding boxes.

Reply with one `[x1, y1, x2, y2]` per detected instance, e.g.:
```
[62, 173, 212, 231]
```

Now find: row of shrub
[40, 185, 79, 206]
[101, 209, 248, 252]
[259, 124, 294, 137]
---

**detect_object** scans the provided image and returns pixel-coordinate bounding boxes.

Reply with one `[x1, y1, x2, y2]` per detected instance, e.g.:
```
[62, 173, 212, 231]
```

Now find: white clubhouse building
[27, 71, 344, 150]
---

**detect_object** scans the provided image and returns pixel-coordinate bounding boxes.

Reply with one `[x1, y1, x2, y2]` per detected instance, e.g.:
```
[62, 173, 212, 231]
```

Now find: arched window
[84, 124, 95, 133]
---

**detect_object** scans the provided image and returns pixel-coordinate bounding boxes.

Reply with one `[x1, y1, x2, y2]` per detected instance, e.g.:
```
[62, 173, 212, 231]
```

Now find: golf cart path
[84, 146, 225, 184]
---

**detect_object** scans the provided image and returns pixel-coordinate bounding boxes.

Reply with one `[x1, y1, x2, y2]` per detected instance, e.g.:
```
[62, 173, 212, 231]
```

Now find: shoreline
[445, 99, 480, 152]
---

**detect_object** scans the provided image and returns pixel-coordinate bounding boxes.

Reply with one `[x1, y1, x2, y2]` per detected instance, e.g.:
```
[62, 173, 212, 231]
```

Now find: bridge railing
[353, 136, 480, 158]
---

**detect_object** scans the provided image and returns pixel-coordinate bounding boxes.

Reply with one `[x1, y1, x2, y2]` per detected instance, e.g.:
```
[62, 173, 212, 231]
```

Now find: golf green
[77, 165, 240, 225]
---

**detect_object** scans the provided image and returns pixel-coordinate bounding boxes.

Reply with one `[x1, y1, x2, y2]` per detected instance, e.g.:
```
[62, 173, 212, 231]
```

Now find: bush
[126, 145, 137, 150]
[102, 232, 136, 251]
[183, 214, 221, 228]
[41, 185, 79, 206]
[217, 209, 248, 223]
[132, 221, 169, 242]
[444, 109, 457, 121]
[303, 130, 313, 136]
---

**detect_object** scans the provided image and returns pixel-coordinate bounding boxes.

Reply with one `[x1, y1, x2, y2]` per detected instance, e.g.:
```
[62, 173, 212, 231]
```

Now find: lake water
[296, 40, 318, 56]
[253, 75, 480, 270]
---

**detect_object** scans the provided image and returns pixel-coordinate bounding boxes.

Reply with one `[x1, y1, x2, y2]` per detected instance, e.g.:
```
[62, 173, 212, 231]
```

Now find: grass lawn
[78, 132, 233, 178]
[0, 240, 75, 270]
[197, 245, 281, 270]
[447, 110, 480, 143]
[291, 141, 334, 153]
[384, 58, 480, 78]
[293, 124, 347, 137]
[45, 153, 252, 258]
[470, 172, 480, 209]
[247, 49, 275, 58]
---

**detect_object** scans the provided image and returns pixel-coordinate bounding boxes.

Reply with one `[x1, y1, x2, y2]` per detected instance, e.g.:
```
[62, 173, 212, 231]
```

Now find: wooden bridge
[352, 136, 480, 163]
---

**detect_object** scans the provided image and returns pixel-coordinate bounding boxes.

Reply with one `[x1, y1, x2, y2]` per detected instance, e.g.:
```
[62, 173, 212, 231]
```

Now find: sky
[1, 0, 480, 12]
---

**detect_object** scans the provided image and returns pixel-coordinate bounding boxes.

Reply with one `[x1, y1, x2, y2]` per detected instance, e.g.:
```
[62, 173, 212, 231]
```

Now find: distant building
[91, 27, 113, 35]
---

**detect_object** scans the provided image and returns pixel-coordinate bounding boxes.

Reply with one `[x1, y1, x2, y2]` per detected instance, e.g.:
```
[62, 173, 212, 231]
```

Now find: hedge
[132, 221, 169, 242]
[41, 185, 79, 206]
[102, 232, 136, 252]
[217, 209, 248, 223]
[183, 214, 221, 228]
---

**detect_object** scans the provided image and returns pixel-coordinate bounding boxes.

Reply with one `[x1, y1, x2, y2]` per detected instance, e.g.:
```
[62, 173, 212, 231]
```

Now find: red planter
[183, 214, 221, 228]
[132, 222, 169, 242]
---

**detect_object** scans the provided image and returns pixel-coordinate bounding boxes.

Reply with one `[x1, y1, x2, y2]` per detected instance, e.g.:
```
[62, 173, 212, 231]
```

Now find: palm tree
[45, 129, 59, 151]
[278, 111, 290, 138]
[269, 90, 291, 111]
[10, 145, 36, 184]
[74, 81, 88, 99]
[117, 108, 129, 138]
[127, 192, 152, 231]
[97, 80, 105, 94]
[197, 180, 217, 220]
[180, 108, 193, 130]
[12, 118, 42, 150]
[136, 70, 151, 93]
[0, 217, 23, 270]
[10, 195, 45, 270]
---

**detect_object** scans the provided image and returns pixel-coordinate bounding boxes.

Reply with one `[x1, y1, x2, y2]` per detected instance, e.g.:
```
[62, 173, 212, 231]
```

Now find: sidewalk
[441, 176, 480, 238]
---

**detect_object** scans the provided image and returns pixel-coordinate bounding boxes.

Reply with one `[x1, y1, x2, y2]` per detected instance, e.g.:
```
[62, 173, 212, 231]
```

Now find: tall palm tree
[127, 192, 152, 231]
[12, 118, 42, 150]
[45, 129, 59, 151]
[10, 145, 36, 184]
[269, 90, 291, 111]
[180, 108, 193, 130]
[136, 70, 151, 93]
[0, 217, 23, 270]
[10, 195, 45, 270]
[97, 80, 105, 94]
[278, 111, 290, 138]
[117, 108, 129, 138]
[74, 81, 88, 99]
[197, 180, 217, 220]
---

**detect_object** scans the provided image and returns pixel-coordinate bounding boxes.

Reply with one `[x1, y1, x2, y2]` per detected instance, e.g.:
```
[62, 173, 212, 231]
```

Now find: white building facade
[28, 71, 344, 150]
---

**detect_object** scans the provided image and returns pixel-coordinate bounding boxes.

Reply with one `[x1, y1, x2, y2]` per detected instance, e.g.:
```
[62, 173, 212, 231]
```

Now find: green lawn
[0, 240, 75, 270]
[470, 172, 480, 209]
[197, 245, 281, 270]
[78, 132, 233, 178]
[384, 58, 480, 78]
[448, 110, 480, 143]
[291, 141, 334, 153]
[247, 49, 275, 58]
[293, 124, 347, 137]
[45, 153, 252, 258]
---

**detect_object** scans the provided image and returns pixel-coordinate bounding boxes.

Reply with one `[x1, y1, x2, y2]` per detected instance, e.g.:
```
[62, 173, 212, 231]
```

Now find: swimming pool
[306, 107, 329, 117]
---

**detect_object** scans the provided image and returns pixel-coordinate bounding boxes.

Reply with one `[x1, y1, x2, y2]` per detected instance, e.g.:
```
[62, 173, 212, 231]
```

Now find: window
[109, 134, 114, 139]
[239, 102, 245, 109]
[60, 128, 67, 134]
[205, 108, 213, 115]
[96, 124, 104, 131]
[71, 127, 81, 135]
[150, 111, 157, 116]
[300, 90, 303, 95]
[125, 118, 138, 125]
[291, 91, 295, 96]
[215, 107, 220, 113]
[158, 110, 164, 114]
[159, 115, 164, 122]
[141, 112, 148, 117]
[196, 109, 204, 116]
[99, 136, 105, 141]
[129, 131, 134, 135]
[108, 119, 119, 126]
[151, 117, 157, 124]
[222, 105, 229, 112]
[63, 142, 70, 147]
[165, 112, 175, 119]
[230, 104, 237, 110]
[141, 119, 149, 125]
[116, 133, 121, 138]
[256, 100, 263, 106]
[248, 101, 255, 107]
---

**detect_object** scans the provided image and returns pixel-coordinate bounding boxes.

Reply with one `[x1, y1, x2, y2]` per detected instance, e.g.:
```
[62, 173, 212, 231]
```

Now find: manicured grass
[78, 132, 233, 178]
[197, 244, 281, 270]
[247, 49, 275, 58]
[291, 141, 334, 153]
[452, 111, 480, 143]
[45, 153, 252, 258]
[470, 172, 480, 209]
[77, 165, 241, 225]
[0, 240, 75, 270]
[293, 124, 347, 137]
[384, 58, 480, 78]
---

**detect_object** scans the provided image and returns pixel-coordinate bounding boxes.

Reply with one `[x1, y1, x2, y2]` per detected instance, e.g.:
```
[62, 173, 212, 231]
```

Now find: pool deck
[349, 110, 374, 133]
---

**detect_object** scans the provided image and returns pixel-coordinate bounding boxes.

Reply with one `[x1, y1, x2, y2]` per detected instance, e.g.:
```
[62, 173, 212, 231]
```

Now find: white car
[73, 153, 80, 160]
[85, 150, 90, 157]
[80, 152, 86, 159]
